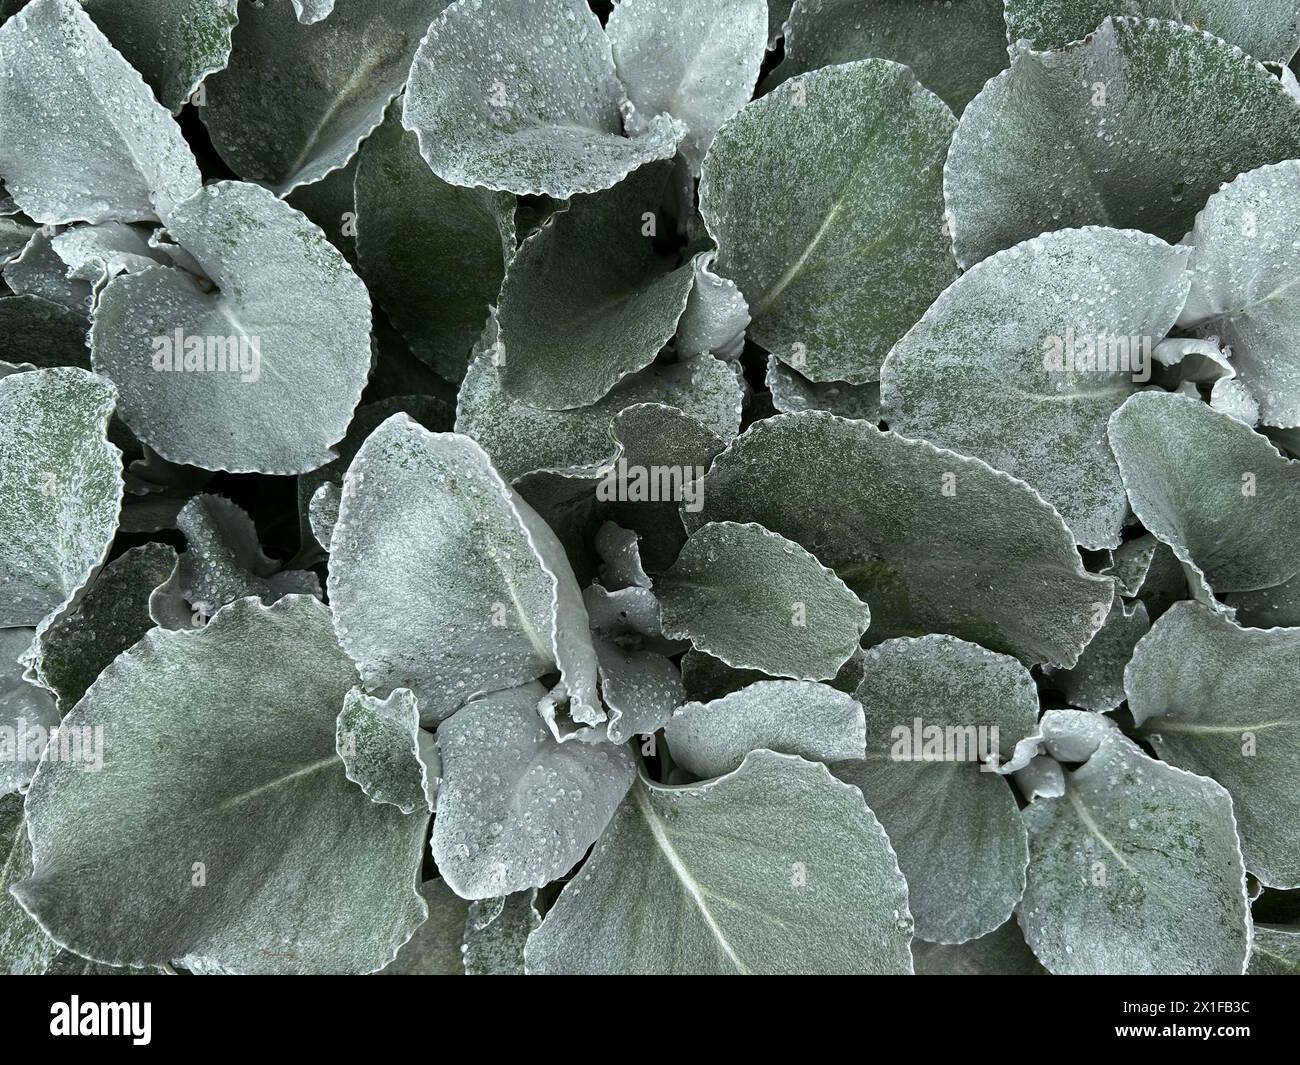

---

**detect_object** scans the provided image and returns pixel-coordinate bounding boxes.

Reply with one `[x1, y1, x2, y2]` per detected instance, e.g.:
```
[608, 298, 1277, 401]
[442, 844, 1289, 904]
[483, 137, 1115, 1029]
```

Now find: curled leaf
[431, 684, 635, 900]
[403, 0, 684, 198]
[327, 418, 601, 726]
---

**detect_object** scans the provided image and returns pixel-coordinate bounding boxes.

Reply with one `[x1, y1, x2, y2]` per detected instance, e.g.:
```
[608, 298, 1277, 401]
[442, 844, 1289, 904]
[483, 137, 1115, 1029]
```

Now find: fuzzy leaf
[328, 418, 601, 727]
[833, 635, 1038, 943]
[0, 0, 201, 225]
[0, 629, 59, 797]
[880, 227, 1190, 548]
[688, 412, 1113, 666]
[1005, 0, 1300, 61]
[11, 596, 430, 975]
[607, 0, 767, 174]
[675, 251, 750, 360]
[402, 0, 684, 198]
[355, 106, 515, 383]
[1108, 390, 1300, 594]
[1018, 709, 1250, 974]
[79, 0, 239, 113]
[377, 880, 467, 975]
[1045, 589, 1149, 712]
[462, 891, 540, 976]
[31, 542, 177, 715]
[657, 521, 870, 680]
[773, 0, 1009, 114]
[0, 367, 122, 629]
[526, 751, 914, 974]
[700, 59, 956, 383]
[431, 684, 635, 899]
[336, 687, 436, 815]
[201, 0, 447, 195]
[766, 355, 881, 421]
[664, 680, 865, 780]
[1127, 601, 1300, 887]
[457, 340, 741, 482]
[598, 402, 727, 572]
[1179, 160, 1300, 427]
[497, 163, 695, 410]
[1, 793, 59, 975]
[91, 181, 372, 474]
[150, 493, 319, 629]
[946, 18, 1300, 268]
[912, 918, 1047, 975]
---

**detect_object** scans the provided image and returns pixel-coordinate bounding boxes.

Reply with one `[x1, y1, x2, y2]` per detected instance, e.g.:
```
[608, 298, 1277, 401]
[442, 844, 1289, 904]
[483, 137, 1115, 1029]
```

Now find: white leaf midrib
[632, 783, 751, 974]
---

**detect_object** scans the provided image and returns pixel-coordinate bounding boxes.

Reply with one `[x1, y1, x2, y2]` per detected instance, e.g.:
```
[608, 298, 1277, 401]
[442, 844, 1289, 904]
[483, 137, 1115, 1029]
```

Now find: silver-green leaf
[402, 0, 685, 198]
[945, 17, 1300, 268]
[525, 751, 914, 974]
[12, 596, 430, 975]
[700, 59, 956, 383]
[657, 521, 870, 680]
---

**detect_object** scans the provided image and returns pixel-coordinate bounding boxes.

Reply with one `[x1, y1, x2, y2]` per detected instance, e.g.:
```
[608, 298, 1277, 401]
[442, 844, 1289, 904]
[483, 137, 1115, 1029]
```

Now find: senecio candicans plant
[0, 0, 1298, 980]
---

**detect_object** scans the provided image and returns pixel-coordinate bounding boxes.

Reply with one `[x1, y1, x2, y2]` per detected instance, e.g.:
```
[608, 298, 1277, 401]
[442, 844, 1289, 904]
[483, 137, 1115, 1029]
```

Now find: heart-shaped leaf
[149, 494, 320, 629]
[91, 181, 372, 474]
